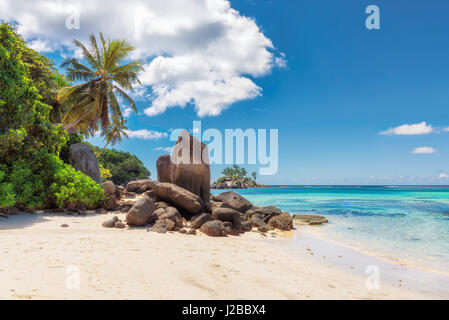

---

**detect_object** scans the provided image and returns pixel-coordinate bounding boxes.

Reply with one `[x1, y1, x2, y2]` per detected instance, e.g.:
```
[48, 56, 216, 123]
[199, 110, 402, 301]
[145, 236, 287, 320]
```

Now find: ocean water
[211, 186, 449, 273]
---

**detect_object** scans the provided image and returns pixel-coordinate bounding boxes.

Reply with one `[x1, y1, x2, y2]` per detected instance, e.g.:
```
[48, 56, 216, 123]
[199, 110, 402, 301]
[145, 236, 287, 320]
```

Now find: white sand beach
[1, 212, 445, 300]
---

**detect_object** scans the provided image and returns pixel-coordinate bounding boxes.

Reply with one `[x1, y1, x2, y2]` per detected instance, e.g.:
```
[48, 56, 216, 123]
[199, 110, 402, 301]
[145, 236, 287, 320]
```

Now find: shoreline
[1, 212, 444, 299]
[288, 226, 449, 299]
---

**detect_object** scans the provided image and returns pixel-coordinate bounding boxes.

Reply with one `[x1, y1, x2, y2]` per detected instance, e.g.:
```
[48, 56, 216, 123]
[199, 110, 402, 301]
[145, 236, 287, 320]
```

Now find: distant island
[211, 165, 266, 189]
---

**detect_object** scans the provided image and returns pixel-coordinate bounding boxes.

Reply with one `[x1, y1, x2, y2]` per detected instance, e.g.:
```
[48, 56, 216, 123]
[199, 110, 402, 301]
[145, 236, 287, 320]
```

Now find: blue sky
[2, 0, 449, 185]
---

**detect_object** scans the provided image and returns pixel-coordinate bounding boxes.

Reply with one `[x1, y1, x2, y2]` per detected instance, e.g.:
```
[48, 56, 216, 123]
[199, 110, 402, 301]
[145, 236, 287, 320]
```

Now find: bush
[48, 155, 105, 208]
[89, 145, 150, 185]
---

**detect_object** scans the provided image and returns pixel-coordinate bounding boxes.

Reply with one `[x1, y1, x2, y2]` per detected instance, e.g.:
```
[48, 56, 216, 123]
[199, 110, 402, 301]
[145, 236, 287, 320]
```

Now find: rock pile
[99, 131, 326, 236]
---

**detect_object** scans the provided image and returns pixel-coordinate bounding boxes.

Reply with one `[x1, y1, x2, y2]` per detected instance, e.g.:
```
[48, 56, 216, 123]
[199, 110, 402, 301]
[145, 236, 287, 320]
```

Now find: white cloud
[0, 0, 284, 117]
[442, 127, 449, 132]
[28, 39, 53, 52]
[380, 122, 434, 135]
[411, 146, 436, 154]
[438, 173, 449, 179]
[155, 146, 172, 153]
[122, 107, 133, 118]
[124, 129, 167, 140]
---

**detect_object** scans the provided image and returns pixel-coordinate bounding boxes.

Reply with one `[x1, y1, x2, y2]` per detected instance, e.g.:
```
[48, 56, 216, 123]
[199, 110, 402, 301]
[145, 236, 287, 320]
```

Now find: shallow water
[211, 186, 449, 273]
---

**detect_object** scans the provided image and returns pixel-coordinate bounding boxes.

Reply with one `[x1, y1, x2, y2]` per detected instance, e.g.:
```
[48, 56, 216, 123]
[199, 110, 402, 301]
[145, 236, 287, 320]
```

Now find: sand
[0, 212, 441, 300]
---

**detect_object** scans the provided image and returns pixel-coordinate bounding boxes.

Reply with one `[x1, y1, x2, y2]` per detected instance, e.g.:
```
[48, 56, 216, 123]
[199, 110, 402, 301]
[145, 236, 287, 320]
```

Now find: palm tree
[100, 116, 129, 153]
[57, 33, 144, 136]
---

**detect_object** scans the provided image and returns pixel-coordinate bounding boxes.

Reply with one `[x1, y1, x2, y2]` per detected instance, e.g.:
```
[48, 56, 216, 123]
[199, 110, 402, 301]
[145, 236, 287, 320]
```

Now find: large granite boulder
[126, 179, 152, 193]
[156, 131, 211, 206]
[148, 181, 204, 215]
[69, 143, 102, 183]
[267, 212, 293, 231]
[214, 191, 252, 213]
[126, 197, 155, 226]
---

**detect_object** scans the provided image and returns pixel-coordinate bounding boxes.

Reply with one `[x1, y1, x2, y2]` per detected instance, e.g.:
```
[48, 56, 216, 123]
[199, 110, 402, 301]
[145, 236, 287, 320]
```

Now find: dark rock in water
[190, 213, 212, 229]
[200, 220, 226, 237]
[292, 214, 328, 225]
[156, 131, 211, 205]
[114, 221, 126, 229]
[102, 216, 119, 228]
[126, 197, 155, 226]
[214, 191, 252, 213]
[267, 212, 293, 231]
[148, 181, 204, 215]
[212, 207, 242, 229]
[126, 179, 152, 193]
[69, 143, 102, 184]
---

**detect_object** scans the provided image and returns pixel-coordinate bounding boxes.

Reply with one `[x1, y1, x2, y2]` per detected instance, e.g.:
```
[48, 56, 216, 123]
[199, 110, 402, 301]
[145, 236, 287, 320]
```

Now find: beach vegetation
[0, 23, 105, 210]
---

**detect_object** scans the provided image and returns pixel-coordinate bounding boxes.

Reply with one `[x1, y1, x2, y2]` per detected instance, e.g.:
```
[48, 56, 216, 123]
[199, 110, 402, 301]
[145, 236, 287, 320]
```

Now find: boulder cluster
[98, 131, 325, 236]
[103, 181, 293, 237]
[211, 177, 265, 189]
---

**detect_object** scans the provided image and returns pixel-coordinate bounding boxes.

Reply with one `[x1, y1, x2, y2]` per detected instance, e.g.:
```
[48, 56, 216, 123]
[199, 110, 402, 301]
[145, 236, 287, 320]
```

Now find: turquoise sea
[211, 186, 449, 273]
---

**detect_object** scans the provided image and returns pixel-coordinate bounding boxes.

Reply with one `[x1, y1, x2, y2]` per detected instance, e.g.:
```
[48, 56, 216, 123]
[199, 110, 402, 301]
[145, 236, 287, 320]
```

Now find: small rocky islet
[97, 132, 328, 237]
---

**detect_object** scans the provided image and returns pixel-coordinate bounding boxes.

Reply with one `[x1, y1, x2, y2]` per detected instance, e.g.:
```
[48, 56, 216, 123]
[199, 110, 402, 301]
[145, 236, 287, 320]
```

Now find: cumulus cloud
[380, 122, 434, 135]
[155, 146, 172, 153]
[0, 0, 284, 117]
[438, 173, 449, 179]
[411, 146, 436, 154]
[124, 129, 167, 140]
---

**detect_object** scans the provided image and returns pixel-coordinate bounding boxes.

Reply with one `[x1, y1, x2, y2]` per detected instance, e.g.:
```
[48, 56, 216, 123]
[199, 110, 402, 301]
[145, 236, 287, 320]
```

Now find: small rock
[60, 224, 69, 228]
[200, 220, 226, 237]
[114, 221, 126, 229]
[179, 228, 196, 235]
[102, 216, 119, 228]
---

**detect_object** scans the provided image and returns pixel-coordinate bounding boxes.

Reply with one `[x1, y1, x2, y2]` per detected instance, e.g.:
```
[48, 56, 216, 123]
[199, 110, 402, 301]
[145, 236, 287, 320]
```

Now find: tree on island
[251, 171, 257, 182]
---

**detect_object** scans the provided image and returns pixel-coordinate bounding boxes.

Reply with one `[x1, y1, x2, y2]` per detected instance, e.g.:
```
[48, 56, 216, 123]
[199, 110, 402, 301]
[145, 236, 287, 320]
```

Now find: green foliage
[221, 165, 248, 179]
[48, 155, 105, 208]
[99, 163, 112, 180]
[89, 144, 150, 185]
[251, 171, 257, 182]
[0, 23, 104, 210]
